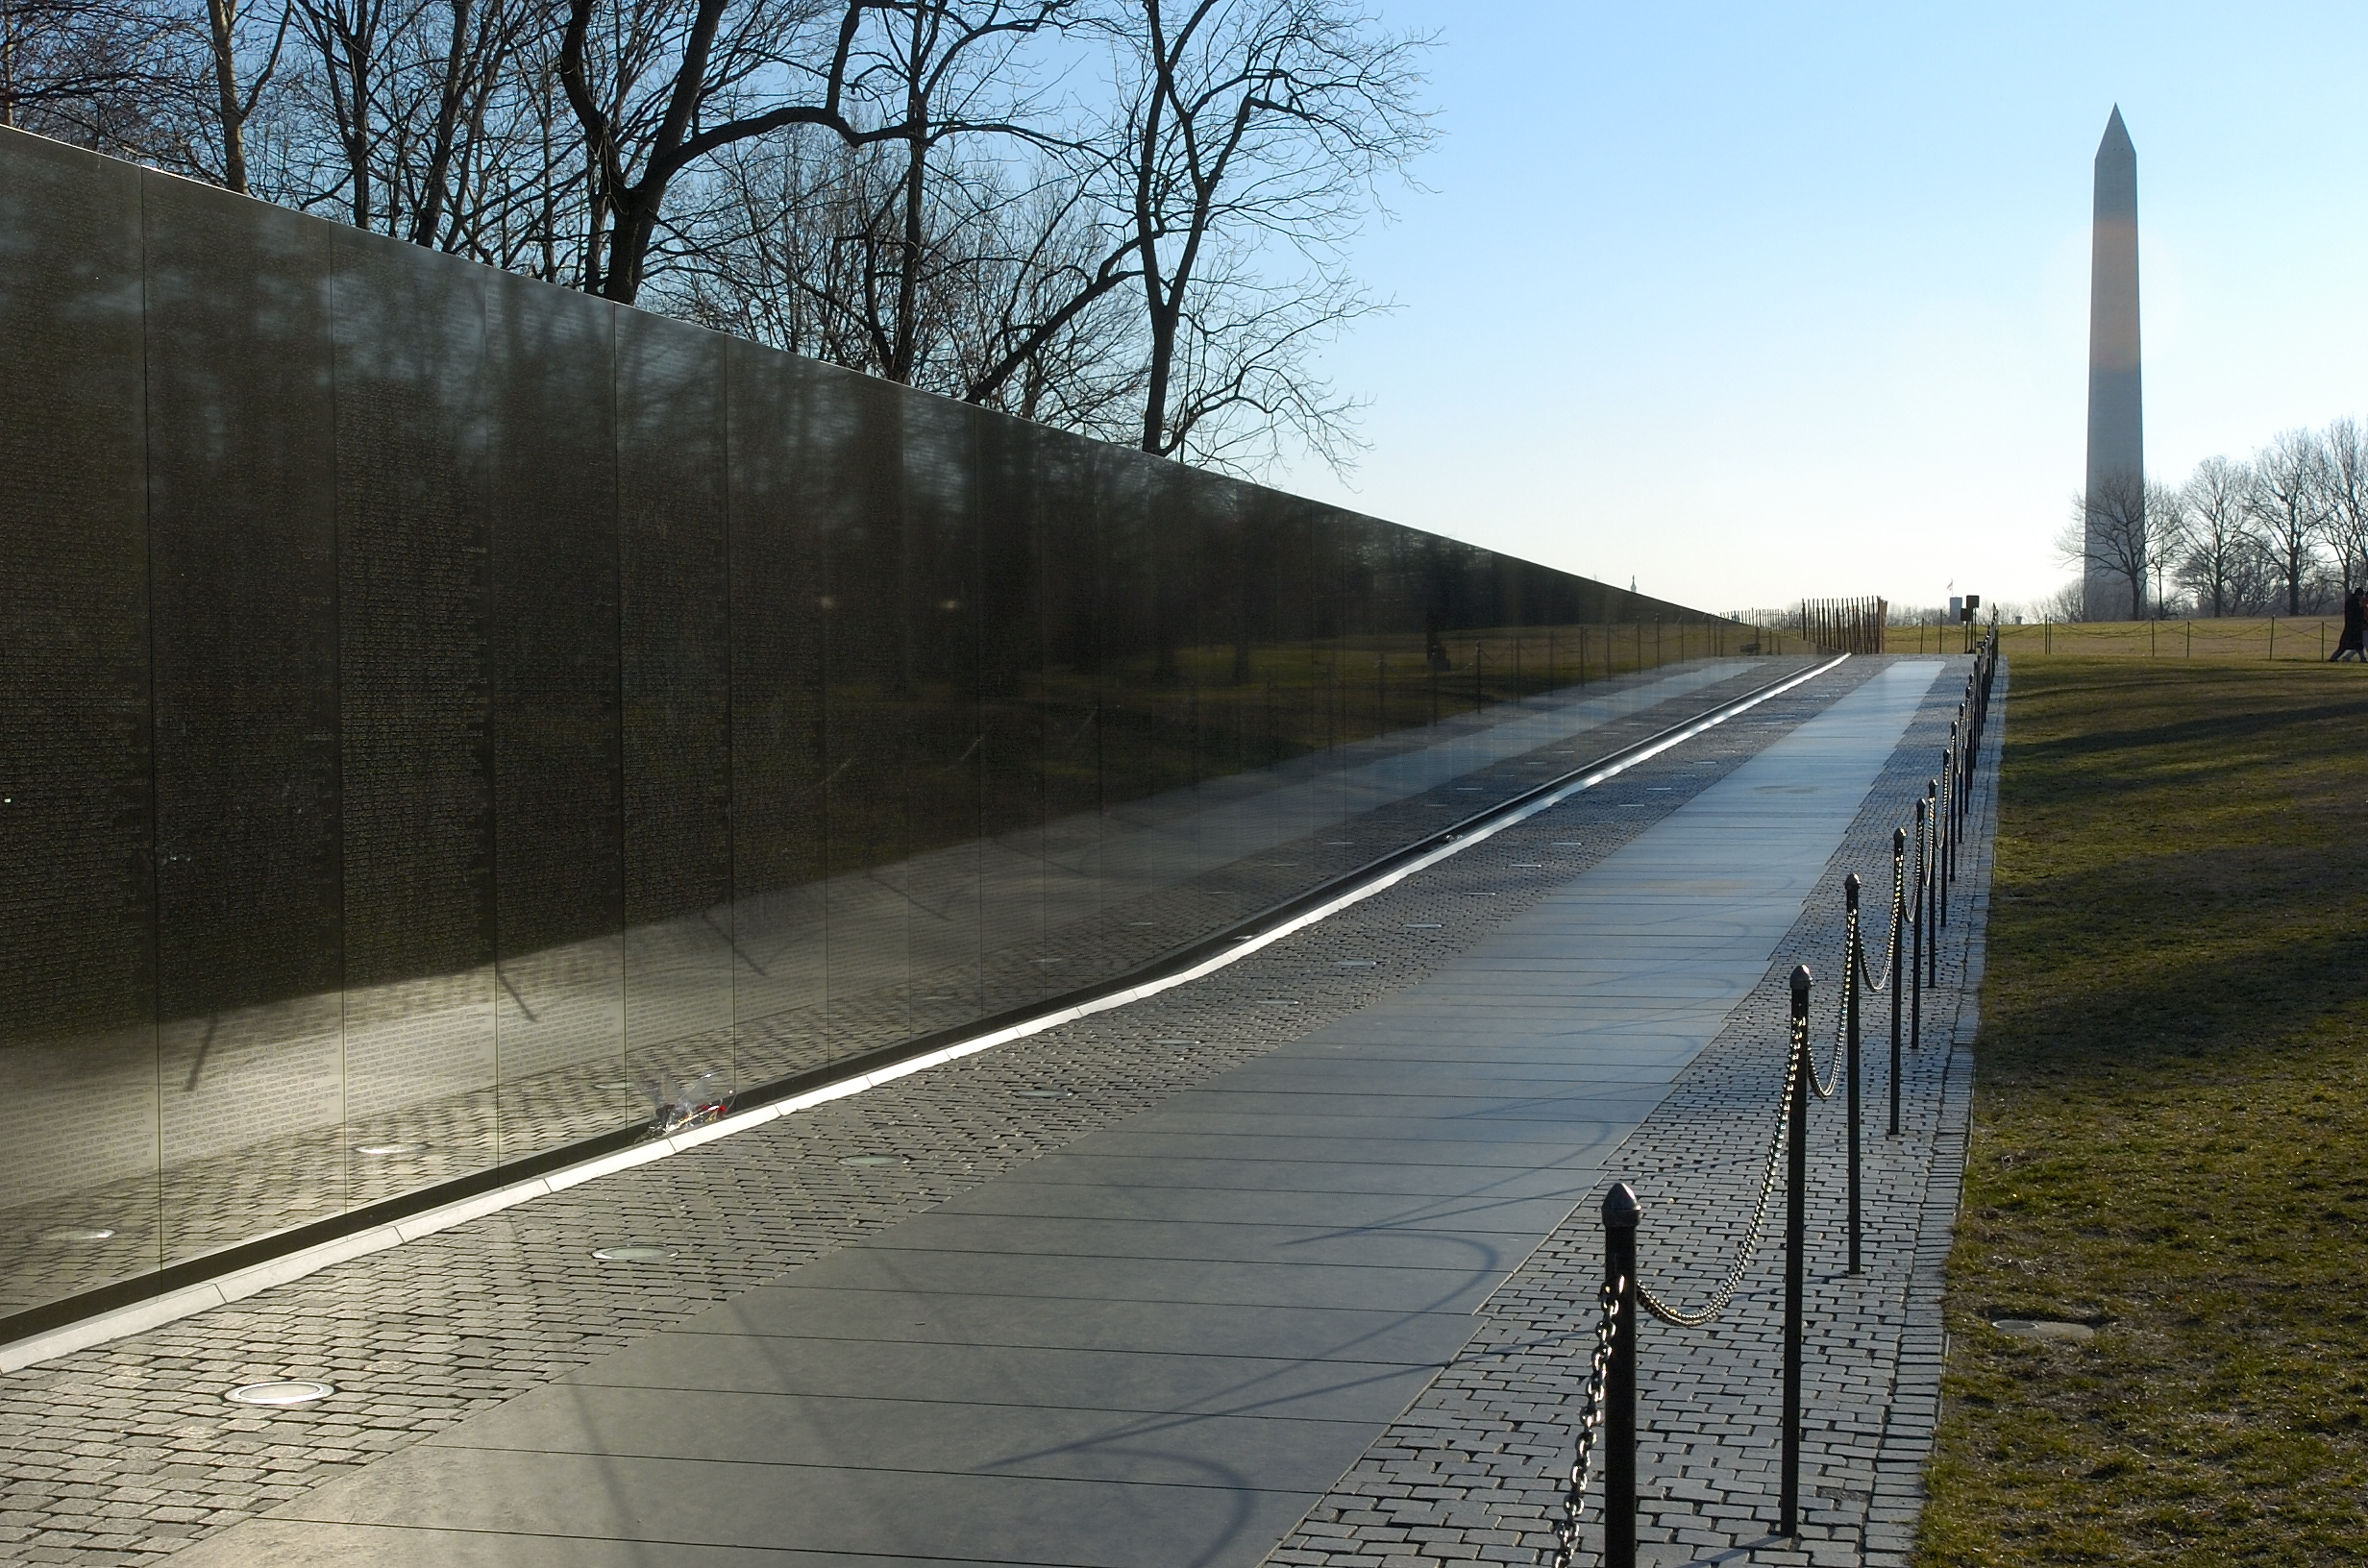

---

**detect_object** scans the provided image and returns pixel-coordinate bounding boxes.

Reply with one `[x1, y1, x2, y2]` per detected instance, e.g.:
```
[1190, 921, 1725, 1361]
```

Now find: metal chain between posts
[1808, 930, 1851, 1101]
[1556, 631, 2003, 1560]
[1632, 1009, 1805, 1330]
[1551, 1277, 1625, 1568]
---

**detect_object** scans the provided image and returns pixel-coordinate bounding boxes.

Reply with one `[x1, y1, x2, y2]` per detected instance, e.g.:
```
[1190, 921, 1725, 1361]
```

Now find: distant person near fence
[2332, 589, 2366, 663]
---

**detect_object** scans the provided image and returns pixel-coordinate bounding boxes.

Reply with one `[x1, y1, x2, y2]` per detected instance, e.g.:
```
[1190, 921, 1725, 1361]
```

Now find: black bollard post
[1947, 718, 1962, 886]
[1843, 875, 1862, 1275]
[1926, 779, 1942, 974]
[1781, 965, 1811, 1537]
[1604, 1184, 1640, 1568]
[1936, 757, 1951, 925]
[1889, 826, 1905, 1137]
[1911, 797, 1926, 1053]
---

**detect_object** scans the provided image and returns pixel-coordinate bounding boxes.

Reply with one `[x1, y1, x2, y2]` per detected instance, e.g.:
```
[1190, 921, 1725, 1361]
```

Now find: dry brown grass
[1917, 657, 2368, 1565]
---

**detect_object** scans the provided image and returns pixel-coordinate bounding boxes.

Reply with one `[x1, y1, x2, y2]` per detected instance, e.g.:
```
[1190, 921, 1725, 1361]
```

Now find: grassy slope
[1918, 658, 2368, 1565]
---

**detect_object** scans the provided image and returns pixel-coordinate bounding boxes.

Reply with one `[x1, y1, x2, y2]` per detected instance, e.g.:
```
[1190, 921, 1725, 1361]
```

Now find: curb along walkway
[0, 656, 1990, 1567]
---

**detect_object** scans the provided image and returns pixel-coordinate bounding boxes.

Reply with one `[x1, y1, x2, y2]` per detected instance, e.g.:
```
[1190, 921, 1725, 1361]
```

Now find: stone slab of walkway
[151, 661, 1952, 1567]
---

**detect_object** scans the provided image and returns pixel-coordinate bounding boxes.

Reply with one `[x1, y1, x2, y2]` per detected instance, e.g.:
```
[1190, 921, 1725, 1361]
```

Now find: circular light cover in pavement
[37, 1226, 117, 1242]
[225, 1381, 334, 1407]
[839, 1154, 909, 1167]
[353, 1141, 430, 1157]
[591, 1245, 677, 1263]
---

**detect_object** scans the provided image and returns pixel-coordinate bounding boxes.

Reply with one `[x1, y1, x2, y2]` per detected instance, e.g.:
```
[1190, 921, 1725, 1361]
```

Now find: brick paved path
[0, 655, 1994, 1566]
[1269, 662, 2001, 1568]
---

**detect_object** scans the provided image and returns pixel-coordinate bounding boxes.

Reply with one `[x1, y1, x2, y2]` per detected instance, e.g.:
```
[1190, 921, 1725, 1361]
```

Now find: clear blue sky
[1270, 2, 2368, 616]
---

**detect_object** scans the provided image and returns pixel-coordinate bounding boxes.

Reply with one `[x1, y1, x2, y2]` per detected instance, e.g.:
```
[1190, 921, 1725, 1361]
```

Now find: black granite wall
[0, 126, 1749, 1320]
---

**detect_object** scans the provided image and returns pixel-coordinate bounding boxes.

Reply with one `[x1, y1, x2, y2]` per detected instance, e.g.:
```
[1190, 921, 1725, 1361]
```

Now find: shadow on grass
[1918, 659, 2368, 1568]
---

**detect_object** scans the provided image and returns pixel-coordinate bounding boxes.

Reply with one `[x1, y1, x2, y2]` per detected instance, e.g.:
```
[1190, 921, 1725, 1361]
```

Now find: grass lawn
[1918, 657, 2368, 1565]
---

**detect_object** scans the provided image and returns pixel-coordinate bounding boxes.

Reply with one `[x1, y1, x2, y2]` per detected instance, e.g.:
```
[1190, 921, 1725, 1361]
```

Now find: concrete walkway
[162, 661, 1946, 1567]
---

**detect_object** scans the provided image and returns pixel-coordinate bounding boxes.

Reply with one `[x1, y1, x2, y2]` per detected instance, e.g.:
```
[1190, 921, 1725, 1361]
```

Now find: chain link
[1551, 1278, 1624, 1568]
[1859, 840, 1909, 994]
[1806, 906, 1852, 1101]
[1635, 1023, 1801, 1329]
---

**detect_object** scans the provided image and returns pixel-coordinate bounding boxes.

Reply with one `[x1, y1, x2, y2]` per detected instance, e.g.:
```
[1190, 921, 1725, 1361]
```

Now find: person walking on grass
[2333, 587, 2367, 662]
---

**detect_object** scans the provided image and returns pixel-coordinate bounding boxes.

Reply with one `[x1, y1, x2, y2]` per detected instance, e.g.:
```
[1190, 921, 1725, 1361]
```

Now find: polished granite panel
[974, 415, 1051, 1015]
[142, 175, 345, 1255]
[618, 312, 733, 1096]
[819, 370, 913, 1064]
[488, 275, 624, 1155]
[0, 123, 1758, 1323]
[900, 394, 986, 1036]
[329, 224, 498, 1183]
[725, 340, 828, 1084]
[0, 134, 158, 1308]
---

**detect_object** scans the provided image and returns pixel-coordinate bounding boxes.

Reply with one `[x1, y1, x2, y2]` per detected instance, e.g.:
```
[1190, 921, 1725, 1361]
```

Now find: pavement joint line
[0, 656, 1848, 1379]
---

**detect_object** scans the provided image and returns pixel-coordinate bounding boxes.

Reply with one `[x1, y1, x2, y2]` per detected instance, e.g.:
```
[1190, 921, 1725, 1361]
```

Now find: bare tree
[559, 0, 1080, 306]
[2060, 469, 2152, 620]
[2320, 415, 2368, 591]
[198, 0, 292, 190]
[12, 0, 1431, 471]
[2145, 477, 2188, 616]
[2034, 580, 2086, 624]
[2, 0, 190, 151]
[1109, 0, 1432, 470]
[2176, 455, 2266, 617]
[2248, 427, 2331, 616]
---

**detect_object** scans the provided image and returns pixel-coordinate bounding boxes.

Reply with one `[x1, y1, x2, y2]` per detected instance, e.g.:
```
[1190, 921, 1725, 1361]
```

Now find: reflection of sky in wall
[1270, 2, 2368, 613]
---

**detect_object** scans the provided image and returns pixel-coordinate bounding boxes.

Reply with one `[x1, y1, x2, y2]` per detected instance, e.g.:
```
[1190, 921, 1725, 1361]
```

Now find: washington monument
[2084, 107, 2143, 620]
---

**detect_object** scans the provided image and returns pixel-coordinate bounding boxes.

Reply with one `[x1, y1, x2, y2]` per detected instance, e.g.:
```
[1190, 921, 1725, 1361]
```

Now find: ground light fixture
[37, 1226, 116, 1242]
[590, 1245, 677, 1263]
[839, 1154, 909, 1167]
[352, 1142, 430, 1157]
[224, 1381, 334, 1406]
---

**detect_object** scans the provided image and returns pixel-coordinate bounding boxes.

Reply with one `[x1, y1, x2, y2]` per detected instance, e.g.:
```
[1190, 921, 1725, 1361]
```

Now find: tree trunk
[206, 0, 250, 192]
